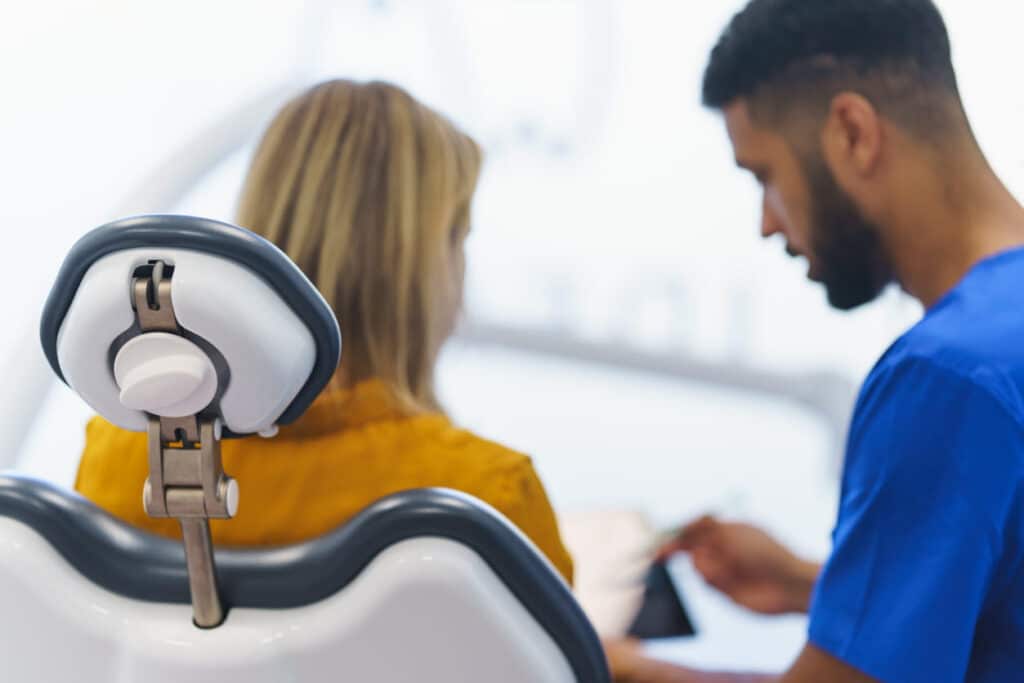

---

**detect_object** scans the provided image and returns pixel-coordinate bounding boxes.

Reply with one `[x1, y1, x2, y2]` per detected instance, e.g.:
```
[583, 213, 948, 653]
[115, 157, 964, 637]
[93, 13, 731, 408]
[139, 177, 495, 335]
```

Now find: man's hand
[658, 516, 820, 615]
[604, 638, 721, 682]
[604, 638, 649, 682]
[604, 640, 877, 683]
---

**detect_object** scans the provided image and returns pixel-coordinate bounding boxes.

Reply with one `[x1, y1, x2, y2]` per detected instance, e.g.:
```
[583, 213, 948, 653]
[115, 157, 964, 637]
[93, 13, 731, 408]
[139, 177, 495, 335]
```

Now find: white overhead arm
[0, 85, 301, 469]
[457, 319, 856, 465]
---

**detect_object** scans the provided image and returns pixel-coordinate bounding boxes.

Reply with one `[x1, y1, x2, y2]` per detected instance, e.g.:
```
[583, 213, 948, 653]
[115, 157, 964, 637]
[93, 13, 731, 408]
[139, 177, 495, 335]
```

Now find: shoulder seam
[879, 354, 1024, 429]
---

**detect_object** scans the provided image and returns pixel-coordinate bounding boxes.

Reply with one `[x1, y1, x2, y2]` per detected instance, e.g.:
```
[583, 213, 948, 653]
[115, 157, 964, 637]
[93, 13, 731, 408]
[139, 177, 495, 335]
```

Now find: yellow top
[74, 379, 574, 584]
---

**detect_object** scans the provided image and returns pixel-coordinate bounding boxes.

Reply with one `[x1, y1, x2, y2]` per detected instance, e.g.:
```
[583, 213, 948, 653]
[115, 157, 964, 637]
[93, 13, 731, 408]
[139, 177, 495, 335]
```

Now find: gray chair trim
[0, 475, 609, 682]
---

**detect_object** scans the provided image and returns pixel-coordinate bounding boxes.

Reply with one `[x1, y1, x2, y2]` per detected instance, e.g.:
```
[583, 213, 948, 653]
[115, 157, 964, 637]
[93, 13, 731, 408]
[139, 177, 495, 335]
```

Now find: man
[607, 1, 1024, 681]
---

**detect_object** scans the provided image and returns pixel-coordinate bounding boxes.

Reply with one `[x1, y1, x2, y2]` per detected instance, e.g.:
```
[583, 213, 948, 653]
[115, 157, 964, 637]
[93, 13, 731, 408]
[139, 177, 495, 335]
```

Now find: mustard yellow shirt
[74, 379, 573, 584]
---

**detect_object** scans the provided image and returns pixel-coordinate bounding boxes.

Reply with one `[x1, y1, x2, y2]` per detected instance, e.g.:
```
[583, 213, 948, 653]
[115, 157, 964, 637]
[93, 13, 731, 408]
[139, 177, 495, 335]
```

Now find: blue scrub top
[808, 248, 1024, 682]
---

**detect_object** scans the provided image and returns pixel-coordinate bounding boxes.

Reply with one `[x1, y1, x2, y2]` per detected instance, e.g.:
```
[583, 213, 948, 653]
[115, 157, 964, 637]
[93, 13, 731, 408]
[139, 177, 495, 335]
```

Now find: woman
[74, 80, 573, 583]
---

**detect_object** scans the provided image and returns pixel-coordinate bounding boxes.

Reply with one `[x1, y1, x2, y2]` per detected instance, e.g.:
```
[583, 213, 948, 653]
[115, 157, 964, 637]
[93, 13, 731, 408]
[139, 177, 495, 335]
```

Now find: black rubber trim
[39, 215, 341, 429]
[0, 475, 609, 681]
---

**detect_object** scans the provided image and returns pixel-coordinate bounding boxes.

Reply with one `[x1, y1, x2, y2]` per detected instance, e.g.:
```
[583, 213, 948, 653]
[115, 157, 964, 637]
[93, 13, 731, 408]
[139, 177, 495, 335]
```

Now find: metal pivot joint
[132, 260, 238, 628]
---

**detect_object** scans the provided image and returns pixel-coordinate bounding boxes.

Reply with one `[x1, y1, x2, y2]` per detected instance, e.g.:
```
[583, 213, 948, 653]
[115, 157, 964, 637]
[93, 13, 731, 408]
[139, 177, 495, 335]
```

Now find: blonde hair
[236, 80, 482, 413]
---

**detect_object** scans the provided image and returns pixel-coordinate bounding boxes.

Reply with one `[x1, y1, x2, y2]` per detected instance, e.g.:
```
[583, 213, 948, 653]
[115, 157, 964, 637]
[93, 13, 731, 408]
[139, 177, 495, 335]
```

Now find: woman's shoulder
[82, 408, 538, 485]
[404, 417, 574, 583]
[400, 414, 534, 472]
[84, 415, 145, 445]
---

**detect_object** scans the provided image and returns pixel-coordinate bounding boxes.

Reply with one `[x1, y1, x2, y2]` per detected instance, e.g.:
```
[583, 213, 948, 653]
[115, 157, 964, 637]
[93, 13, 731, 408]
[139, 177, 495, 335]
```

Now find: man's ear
[821, 92, 884, 182]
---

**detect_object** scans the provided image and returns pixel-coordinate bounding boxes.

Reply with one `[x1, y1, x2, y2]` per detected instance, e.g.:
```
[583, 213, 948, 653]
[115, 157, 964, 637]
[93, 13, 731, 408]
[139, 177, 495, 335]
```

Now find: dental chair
[0, 215, 610, 682]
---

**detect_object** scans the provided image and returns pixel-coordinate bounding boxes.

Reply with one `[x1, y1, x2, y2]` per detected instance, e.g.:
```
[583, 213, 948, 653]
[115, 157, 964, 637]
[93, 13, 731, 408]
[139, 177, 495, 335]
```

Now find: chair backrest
[0, 475, 609, 682]
[17, 214, 610, 681]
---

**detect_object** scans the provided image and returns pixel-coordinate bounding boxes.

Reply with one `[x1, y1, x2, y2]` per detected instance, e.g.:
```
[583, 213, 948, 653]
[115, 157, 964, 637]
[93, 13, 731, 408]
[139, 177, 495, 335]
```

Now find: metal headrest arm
[133, 261, 238, 628]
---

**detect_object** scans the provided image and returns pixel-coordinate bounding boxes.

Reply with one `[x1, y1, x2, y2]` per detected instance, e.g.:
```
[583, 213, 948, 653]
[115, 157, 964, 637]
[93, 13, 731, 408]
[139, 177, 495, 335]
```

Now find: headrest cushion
[41, 215, 341, 436]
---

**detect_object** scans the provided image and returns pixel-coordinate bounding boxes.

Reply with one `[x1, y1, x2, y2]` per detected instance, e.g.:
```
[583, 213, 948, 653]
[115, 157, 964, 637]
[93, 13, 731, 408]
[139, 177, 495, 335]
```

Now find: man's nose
[760, 194, 783, 238]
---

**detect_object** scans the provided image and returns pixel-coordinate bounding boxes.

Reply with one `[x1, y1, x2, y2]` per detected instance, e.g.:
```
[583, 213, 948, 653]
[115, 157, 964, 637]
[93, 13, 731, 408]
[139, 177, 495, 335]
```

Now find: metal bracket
[131, 260, 178, 333]
[133, 260, 236, 628]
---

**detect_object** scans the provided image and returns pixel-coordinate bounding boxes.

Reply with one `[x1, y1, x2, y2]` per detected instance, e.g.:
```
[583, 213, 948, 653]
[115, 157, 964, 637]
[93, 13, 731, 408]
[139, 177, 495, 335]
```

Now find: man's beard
[804, 157, 894, 311]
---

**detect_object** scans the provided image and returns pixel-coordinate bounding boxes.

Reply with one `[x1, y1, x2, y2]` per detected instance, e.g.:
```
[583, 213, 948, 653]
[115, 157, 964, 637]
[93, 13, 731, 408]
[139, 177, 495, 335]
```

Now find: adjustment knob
[114, 332, 218, 417]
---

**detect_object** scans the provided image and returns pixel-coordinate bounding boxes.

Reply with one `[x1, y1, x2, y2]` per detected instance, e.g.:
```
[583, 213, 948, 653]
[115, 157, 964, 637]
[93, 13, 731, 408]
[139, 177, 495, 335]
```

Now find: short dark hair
[703, 0, 963, 136]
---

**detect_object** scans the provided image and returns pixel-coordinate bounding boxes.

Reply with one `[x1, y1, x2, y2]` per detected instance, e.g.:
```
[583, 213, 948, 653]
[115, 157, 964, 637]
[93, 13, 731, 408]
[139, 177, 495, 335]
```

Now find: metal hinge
[132, 260, 236, 628]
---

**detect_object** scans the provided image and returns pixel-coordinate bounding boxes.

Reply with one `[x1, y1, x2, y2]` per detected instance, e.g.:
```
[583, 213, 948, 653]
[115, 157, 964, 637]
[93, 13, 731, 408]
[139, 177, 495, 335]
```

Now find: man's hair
[703, 0, 964, 137]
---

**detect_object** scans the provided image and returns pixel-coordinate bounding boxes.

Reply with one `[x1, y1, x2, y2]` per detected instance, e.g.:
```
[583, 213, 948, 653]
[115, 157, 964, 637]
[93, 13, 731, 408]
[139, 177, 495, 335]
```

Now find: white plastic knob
[113, 333, 218, 417]
[224, 478, 240, 517]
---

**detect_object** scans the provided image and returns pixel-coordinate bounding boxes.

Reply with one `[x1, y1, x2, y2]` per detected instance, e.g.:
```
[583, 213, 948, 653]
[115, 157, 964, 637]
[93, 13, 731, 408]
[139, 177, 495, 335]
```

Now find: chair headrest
[40, 215, 341, 437]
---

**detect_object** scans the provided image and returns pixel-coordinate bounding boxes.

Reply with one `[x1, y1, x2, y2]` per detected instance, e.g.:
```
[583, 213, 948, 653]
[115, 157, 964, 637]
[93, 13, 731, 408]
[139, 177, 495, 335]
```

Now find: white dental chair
[0, 215, 609, 682]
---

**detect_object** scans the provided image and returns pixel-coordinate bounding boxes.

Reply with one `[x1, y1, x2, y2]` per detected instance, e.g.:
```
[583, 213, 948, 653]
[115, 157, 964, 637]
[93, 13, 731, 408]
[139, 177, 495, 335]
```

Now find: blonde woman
[73, 80, 574, 583]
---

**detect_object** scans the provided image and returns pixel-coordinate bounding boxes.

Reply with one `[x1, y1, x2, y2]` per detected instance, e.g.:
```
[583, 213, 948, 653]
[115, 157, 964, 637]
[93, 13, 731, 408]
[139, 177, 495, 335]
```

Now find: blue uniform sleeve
[808, 356, 1021, 683]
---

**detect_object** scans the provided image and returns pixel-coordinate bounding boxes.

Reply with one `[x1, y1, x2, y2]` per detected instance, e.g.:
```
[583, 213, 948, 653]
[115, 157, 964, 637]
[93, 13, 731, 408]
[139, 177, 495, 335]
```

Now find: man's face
[723, 100, 892, 310]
